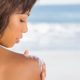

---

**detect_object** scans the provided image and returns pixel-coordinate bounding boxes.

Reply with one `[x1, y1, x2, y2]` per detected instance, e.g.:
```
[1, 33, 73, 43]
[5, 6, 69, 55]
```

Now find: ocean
[9, 5, 80, 80]
[29, 5, 80, 23]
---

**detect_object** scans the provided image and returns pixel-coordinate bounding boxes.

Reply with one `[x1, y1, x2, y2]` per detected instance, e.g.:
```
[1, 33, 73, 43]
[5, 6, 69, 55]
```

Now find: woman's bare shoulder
[8, 51, 40, 66]
[6, 51, 41, 80]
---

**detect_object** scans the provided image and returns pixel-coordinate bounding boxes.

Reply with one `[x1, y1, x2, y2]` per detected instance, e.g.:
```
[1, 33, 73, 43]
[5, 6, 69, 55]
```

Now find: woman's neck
[0, 45, 9, 53]
[0, 45, 15, 56]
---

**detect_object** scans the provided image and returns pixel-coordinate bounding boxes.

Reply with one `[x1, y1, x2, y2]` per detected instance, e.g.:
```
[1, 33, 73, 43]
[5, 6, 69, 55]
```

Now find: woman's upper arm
[23, 57, 41, 80]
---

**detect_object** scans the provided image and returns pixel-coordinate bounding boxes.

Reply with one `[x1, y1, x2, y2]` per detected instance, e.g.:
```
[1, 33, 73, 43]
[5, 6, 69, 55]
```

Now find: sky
[37, 0, 80, 5]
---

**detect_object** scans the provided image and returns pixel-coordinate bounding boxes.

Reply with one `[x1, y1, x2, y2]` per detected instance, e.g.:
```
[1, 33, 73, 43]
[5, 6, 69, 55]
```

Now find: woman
[0, 0, 46, 80]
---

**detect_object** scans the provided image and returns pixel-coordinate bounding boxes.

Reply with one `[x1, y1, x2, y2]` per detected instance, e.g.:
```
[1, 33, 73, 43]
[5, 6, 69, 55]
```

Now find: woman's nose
[22, 24, 28, 33]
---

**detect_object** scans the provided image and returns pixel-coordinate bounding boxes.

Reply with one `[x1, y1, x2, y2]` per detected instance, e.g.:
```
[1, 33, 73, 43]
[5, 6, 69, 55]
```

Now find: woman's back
[0, 51, 41, 80]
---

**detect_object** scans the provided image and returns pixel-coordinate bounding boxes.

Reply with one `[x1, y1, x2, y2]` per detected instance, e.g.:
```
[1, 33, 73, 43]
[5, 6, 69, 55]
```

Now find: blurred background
[9, 0, 80, 80]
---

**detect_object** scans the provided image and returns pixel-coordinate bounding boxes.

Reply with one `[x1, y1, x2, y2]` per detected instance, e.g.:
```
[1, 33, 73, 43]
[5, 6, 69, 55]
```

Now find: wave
[10, 23, 80, 51]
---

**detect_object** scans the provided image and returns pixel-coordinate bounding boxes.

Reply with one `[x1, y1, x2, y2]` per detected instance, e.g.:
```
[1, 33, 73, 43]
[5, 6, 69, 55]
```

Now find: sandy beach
[30, 50, 80, 80]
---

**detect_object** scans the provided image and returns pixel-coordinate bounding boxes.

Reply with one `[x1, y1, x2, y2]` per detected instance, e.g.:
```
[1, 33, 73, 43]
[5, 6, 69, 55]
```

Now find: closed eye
[20, 19, 25, 22]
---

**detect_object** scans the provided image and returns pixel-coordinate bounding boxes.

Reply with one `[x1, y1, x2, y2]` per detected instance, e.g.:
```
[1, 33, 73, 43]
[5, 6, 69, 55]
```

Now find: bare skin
[0, 46, 41, 80]
[24, 50, 46, 80]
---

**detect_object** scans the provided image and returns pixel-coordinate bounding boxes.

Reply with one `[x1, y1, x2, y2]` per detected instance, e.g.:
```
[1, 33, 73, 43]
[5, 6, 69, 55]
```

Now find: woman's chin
[4, 42, 16, 48]
[0, 39, 20, 48]
[0, 44, 13, 48]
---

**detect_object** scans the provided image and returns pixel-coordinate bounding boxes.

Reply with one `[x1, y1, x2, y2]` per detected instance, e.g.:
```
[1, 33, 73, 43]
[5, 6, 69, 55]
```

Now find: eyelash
[20, 19, 25, 22]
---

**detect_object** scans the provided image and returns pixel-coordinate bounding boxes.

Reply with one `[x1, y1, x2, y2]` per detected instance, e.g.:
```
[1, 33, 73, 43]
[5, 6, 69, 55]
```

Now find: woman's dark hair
[0, 0, 36, 34]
